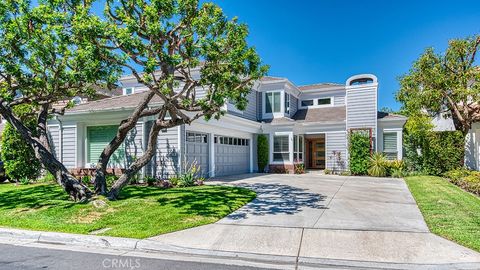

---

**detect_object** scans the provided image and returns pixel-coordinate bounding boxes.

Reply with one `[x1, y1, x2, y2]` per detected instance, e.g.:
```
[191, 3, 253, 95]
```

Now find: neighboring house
[47, 73, 407, 178]
[432, 115, 480, 171]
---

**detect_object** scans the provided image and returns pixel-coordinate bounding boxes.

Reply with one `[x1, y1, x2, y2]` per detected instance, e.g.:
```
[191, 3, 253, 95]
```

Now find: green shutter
[87, 125, 124, 165]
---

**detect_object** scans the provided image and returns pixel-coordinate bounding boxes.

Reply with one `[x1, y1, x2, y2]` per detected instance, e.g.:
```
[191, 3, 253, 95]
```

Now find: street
[0, 244, 274, 270]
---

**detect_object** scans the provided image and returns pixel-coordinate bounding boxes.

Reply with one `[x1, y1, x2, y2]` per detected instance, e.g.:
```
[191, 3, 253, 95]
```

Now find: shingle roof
[260, 76, 286, 82]
[297, 83, 344, 91]
[67, 91, 162, 113]
[262, 117, 295, 124]
[292, 106, 346, 123]
[377, 111, 408, 120]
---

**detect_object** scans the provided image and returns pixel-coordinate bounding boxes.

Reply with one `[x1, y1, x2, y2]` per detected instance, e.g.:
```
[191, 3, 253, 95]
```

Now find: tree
[397, 36, 480, 136]
[1, 106, 41, 181]
[86, 0, 268, 199]
[0, 0, 120, 201]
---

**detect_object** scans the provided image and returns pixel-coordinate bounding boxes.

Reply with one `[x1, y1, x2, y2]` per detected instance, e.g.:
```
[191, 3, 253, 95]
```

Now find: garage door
[185, 132, 209, 177]
[215, 136, 250, 176]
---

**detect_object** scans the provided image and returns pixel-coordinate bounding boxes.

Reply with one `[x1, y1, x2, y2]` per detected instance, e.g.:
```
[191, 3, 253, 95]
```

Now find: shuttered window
[87, 125, 125, 165]
[383, 132, 398, 160]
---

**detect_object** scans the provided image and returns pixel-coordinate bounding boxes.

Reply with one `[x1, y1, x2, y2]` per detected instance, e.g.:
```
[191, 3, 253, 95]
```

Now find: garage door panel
[185, 132, 209, 177]
[215, 135, 250, 177]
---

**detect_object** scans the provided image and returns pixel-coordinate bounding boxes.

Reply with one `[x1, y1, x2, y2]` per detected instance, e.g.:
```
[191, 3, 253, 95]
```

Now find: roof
[260, 76, 287, 82]
[377, 112, 408, 120]
[67, 91, 162, 113]
[292, 106, 346, 123]
[262, 117, 295, 124]
[298, 83, 344, 91]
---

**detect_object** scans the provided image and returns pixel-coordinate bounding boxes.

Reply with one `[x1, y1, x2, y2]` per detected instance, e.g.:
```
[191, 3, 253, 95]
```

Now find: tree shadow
[0, 184, 75, 210]
[118, 186, 256, 218]
[223, 183, 328, 220]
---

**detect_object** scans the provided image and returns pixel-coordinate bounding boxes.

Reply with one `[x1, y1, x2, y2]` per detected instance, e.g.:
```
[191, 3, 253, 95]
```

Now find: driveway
[150, 174, 480, 269]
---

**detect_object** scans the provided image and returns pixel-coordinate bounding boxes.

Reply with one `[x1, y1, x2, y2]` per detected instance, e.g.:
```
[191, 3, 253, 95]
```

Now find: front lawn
[405, 176, 480, 252]
[0, 183, 255, 239]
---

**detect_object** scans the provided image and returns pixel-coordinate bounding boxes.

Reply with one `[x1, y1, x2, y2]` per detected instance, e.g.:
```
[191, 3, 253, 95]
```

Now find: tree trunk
[108, 116, 171, 200]
[93, 91, 156, 195]
[0, 103, 91, 201]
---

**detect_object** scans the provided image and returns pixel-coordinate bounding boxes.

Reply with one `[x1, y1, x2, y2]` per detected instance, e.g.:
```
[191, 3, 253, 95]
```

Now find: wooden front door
[308, 138, 326, 169]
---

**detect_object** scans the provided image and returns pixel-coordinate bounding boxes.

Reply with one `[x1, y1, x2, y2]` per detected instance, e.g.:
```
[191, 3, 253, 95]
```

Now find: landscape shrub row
[444, 169, 480, 195]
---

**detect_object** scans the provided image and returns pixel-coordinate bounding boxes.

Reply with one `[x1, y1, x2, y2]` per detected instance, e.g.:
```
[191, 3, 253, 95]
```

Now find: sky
[209, 0, 480, 110]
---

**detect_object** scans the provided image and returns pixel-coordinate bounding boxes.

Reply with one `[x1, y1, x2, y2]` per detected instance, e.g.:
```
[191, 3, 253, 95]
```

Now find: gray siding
[290, 94, 298, 118]
[62, 126, 76, 168]
[334, 95, 345, 106]
[346, 86, 377, 132]
[227, 89, 258, 121]
[124, 123, 144, 167]
[257, 91, 263, 120]
[48, 125, 60, 159]
[149, 125, 180, 179]
[326, 132, 347, 171]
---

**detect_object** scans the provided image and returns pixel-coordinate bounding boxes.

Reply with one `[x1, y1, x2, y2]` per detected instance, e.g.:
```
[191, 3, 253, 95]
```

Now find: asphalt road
[0, 244, 273, 270]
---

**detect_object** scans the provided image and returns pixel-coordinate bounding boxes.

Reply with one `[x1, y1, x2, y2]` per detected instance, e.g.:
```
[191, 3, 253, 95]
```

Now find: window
[87, 125, 124, 165]
[273, 135, 290, 162]
[293, 135, 304, 162]
[123, 87, 134, 95]
[284, 93, 290, 114]
[215, 136, 249, 146]
[71, 96, 82, 105]
[350, 78, 373, 86]
[186, 132, 207, 143]
[301, 100, 313, 107]
[317, 98, 331, 105]
[265, 92, 281, 114]
[383, 132, 398, 160]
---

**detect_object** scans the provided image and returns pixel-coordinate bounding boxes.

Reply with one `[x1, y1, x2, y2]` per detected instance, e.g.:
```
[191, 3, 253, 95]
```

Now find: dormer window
[265, 91, 281, 114]
[317, 98, 331, 105]
[301, 100, 314, 107]
[349, 78, 373, 86]
[123, 87, 134, 95]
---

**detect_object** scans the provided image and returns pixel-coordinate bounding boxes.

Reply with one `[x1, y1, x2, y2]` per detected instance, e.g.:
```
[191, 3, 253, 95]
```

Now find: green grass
[405, 175, 480, 252]
[0, 183, 255, 239]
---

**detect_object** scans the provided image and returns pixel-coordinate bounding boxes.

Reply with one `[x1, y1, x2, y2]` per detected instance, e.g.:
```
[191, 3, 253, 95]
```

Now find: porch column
[209, 133, 215, 178]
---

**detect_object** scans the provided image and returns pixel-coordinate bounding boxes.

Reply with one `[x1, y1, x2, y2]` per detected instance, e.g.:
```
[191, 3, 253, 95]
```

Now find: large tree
[87, 0, 268, 199]
[0, 0, 120, 201]
[397, 36, 480, 136]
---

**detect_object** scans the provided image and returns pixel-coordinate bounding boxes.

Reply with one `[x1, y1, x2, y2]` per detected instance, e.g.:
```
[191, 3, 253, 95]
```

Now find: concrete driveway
[150, 174, 480, 269]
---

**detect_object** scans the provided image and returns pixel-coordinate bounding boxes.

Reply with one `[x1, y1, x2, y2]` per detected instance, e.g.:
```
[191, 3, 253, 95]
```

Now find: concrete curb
[0, 227, 296, 267]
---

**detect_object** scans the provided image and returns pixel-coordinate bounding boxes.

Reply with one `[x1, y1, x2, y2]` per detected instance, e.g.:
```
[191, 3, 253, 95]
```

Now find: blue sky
[211, 0, 480, 110]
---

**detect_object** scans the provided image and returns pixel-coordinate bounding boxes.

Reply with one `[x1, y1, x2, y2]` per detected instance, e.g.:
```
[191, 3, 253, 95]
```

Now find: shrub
[368, 153, 387, 177]
[349, 131, 371, 175]
[257, 135, 269, 173]
[81, 176, 91, 186]
[144, 176, 157, 186]
[1, 123, 41, 182]
[324, 169, 332, 175]
[444, 169, 480, 195]
[177, 160, 202, 187]
[106, 175, 119, 187]
[294, 163, 305, 174]
[38, 172, 56, 183]
[404, 130, 464, 175]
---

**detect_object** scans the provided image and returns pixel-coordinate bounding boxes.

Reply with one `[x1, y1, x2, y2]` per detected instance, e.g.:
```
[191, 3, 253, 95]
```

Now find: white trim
[249, 135, 253, 173]
[269, 131, 293, 165]
[209, 133, 215, 178]
[262, 90, 284, 119]
[299, 96, 334, 109]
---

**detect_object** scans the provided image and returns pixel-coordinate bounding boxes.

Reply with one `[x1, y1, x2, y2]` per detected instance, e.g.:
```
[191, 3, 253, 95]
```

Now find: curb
[0, 228, 296, 267]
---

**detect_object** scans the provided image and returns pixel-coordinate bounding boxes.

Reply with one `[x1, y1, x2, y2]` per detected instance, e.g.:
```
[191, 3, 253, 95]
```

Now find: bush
[144, 176, 156, 186]
[177, 160, 202, 187]
[257, 135, 269, 173]
[294, 163, 305, 174]
[404, 130, 464, 175]
[368, 153, 387, 177]
[349, 131, 371, 175]
[1, 123, 41, 182]
[444, 169, 480, 195]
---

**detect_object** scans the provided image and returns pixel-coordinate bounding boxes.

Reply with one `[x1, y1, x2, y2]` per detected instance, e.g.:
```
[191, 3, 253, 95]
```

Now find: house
[432, 116, 480, 171]
[47, 73, 407, 178]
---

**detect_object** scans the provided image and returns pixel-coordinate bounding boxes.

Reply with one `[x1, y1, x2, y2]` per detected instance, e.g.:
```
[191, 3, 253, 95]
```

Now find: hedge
[349, 131, 370, 175]
[257, 134, 269, 173]
[404, 130, 464, 175]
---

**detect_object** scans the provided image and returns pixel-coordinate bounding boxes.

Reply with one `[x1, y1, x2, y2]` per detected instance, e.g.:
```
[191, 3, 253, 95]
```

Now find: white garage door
[186, 132, 209, 177]
[215, 136, 250, 177]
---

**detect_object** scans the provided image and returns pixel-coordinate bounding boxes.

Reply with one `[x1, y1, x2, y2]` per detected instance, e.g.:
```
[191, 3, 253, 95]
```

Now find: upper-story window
[300, 97, 332, 108]
[284, 93, 290, 114]
[301, 100, 314, 107]
[123, 87, 135, 95]
[349, 78, 373, 86]
[265, 91, 281, 114]
[317, 98, 331, 105]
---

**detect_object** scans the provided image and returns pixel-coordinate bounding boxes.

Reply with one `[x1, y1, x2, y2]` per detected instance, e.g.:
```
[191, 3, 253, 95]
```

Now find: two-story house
[47, 73, 406, 178]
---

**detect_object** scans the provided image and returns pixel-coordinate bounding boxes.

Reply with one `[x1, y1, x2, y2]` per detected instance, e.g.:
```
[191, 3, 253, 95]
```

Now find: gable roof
[66, 91, 162, 113]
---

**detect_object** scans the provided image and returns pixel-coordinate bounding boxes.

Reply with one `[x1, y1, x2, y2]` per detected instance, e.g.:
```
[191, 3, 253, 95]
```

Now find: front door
[307, 137, 325, 169]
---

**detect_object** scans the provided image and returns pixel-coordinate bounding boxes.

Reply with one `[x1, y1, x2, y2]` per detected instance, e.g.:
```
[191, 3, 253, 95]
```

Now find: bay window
[265, 91, 281, 114]
[273, 135, 289, 162]
[293, 135, 304, 162]
[284, 93, 290, 114]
